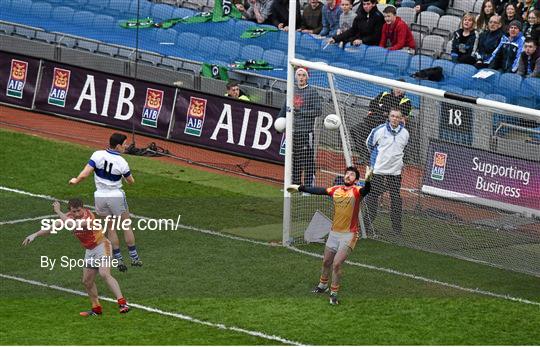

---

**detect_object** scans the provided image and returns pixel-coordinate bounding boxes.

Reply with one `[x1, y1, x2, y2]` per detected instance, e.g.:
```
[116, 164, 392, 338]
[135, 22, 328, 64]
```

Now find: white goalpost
[282, 0, 540, 277]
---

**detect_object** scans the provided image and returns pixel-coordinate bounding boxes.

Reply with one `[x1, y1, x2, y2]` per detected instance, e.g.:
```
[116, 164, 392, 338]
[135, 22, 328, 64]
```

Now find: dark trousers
[364, 174, 403, 234]
[292, 131, 315, 187]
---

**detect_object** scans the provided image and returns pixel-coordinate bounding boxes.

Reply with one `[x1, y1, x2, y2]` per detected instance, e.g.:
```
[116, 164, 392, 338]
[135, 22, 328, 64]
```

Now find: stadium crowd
[235, 0, 540, 77]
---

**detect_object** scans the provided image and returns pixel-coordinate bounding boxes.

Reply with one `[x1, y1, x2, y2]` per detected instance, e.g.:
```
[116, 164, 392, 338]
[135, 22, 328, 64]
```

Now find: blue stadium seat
[240, 44, 264, 61]
[85, 0, 110, 13]
[485, 94, 507, 103]
[419, 80, 440, 88]
[407, 54, 434, 75]
[219, 40, 242, 61]
[52, 6, 75, 25]
[363, 46, 387, 70]
[208, 21, 236, 40]
[472, 69, 500, 94]
[463, 89, 485, 98]
[30, 2, 53, 21]
[350, 64, 372, 74]
[522, 77, 540, 107]
[444, 85, 463, 94]
[335, 45, 367, 64]
[171, 7, 196, 18]
[298, 34, 323, 55]
[155, 28, 178, 45]
[5, 0, 32, 21]
[497, 73, 523, 101]
[190, 36, 221, 62]
[0, 0, 12, 12]
[447, 63, 477, 88]
[91, 15, 115, 35]
[235, 20, 255, 36]
[151, 4, 175, 21]
[262, 49, 285, 67]
[432, 59, 455, 81]
[382, 50, 411, 75]
[127, 0, 153, 17]
[108, 0, 132, 17]
[333, 62, 350, 70]
[175, 32, 201, 58]
[71, 11, 96, 29]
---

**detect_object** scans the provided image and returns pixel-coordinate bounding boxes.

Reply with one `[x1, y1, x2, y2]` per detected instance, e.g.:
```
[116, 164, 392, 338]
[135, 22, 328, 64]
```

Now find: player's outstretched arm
[69, 164, 94, 185]
[22, 219, 61, 245]
[300, 185, 329, 195]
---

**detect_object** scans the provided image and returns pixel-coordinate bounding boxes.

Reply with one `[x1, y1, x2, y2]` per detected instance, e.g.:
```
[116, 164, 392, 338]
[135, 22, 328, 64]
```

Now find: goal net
[283, 59, 540, 278]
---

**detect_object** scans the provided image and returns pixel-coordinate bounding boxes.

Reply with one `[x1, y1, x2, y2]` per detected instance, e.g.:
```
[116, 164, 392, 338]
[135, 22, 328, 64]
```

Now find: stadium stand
[0, 0, 538, 114]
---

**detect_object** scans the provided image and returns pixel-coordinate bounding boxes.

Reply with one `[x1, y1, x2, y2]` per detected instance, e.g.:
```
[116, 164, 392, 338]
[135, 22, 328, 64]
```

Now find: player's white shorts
[94, 190, 129, 216]
[326, 231, 359, 252]
[84, 240, 112, 269]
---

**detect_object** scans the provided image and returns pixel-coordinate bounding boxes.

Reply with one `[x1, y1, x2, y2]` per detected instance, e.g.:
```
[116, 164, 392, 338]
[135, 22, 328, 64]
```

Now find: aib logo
[48, 68, 71, 107]
[184, 97, 207, 137]
[431, 152, 448, 181]
[6, 59, 28, 99]
[141, 88, 164, 128]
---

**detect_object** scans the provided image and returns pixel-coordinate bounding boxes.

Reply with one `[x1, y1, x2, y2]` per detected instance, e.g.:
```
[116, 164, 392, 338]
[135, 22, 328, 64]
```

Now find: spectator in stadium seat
[225, 81, 251, 101]
[517, 37, 540, 76]
[451, 13, 480, 65]
[519, 0, 537, 21]
[364, 108, 409, 237]
[319, 0, 343, 37]
[501, 3, 523, 33]
[271, 0, 301, 31]
[379, 5, 416, 51]
[351, 82, 412, 163]
[337, 0, 356, 35]
[241, 0, 275, 24]
[523, 10, 540, 44]
[488, 20, 526, 72]
[400, 0, 449, 16]
[474, 15, 504, 68]
[277, 67, 322, 187]
[477, 0, 497, 32]
[298, 0, 324, 34]
[327, 0, 384, 47]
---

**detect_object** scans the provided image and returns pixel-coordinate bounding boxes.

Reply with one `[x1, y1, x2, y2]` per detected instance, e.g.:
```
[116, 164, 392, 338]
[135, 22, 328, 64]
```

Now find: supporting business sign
[169, 90, 284, 163]
[0, 52, 40, 108]
[34, 61, 175, 138]
[422, 140, 540, 217]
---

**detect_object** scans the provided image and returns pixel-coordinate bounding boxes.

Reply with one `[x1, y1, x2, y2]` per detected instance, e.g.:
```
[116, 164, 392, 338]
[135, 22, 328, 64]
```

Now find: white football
[274, 117, 286, 133]
[324, 114, 341, 130]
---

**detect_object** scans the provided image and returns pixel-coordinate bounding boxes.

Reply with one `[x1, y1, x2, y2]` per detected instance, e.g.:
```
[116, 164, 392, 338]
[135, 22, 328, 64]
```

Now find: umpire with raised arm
[364, 107, 409, 237]
[277, 67, 322, 187]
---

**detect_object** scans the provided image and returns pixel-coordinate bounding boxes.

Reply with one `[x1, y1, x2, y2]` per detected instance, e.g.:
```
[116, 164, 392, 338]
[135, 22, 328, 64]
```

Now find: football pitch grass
[1, 129, 540, 345]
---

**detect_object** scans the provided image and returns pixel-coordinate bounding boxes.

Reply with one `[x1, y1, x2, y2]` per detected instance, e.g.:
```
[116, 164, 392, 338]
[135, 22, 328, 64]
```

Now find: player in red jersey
[288, 166, 371, 305]
[22, 199, 129, 316]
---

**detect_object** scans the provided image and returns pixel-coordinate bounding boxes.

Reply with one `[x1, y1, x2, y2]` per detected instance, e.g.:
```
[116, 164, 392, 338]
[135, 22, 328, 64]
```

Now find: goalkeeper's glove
[286, 184, 300, 193]
[364, 166, 373, 182]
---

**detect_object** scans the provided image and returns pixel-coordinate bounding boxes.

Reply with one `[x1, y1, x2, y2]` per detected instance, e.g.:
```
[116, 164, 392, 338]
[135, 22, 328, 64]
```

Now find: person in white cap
[277, 67, 322, 187]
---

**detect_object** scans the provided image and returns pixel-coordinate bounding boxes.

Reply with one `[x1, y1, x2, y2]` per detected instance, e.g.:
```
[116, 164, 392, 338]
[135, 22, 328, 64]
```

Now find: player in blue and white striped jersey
[69, 133, 141, 272]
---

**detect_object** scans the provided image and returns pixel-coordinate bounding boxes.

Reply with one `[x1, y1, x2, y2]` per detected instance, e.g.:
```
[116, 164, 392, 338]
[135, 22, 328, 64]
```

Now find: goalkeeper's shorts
[326, 231, 358, 252]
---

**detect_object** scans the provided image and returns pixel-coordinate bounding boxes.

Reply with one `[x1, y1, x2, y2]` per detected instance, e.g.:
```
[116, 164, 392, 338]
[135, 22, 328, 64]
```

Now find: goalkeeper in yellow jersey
[288, 166, 371, 305]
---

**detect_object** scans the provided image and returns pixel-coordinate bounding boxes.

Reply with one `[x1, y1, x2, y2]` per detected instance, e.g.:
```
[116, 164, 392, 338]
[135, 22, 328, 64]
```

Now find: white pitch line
[0, 273, 303, 346]
[1, 185, 539, 307]
[0, 214, 56, 225]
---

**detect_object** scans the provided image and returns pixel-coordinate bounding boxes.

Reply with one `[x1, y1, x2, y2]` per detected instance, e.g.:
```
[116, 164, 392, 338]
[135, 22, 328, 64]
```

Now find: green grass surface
[1, 129, 540, 345]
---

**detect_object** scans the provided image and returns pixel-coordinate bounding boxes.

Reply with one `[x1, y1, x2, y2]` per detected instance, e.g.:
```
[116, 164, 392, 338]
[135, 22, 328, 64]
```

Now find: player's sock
[318, 275, 329, 289]
[113, 248, 124, 261]
[93, 305, 103, 314]
[128, 245, 139, 261]
[330, 284, 340, 296]
[118, 297, 129, 313]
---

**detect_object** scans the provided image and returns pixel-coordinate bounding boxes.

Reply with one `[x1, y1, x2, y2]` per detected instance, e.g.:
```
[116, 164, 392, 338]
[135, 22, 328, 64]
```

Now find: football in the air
[324, 114, 341, 130]
[274, 117, 286, 133]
